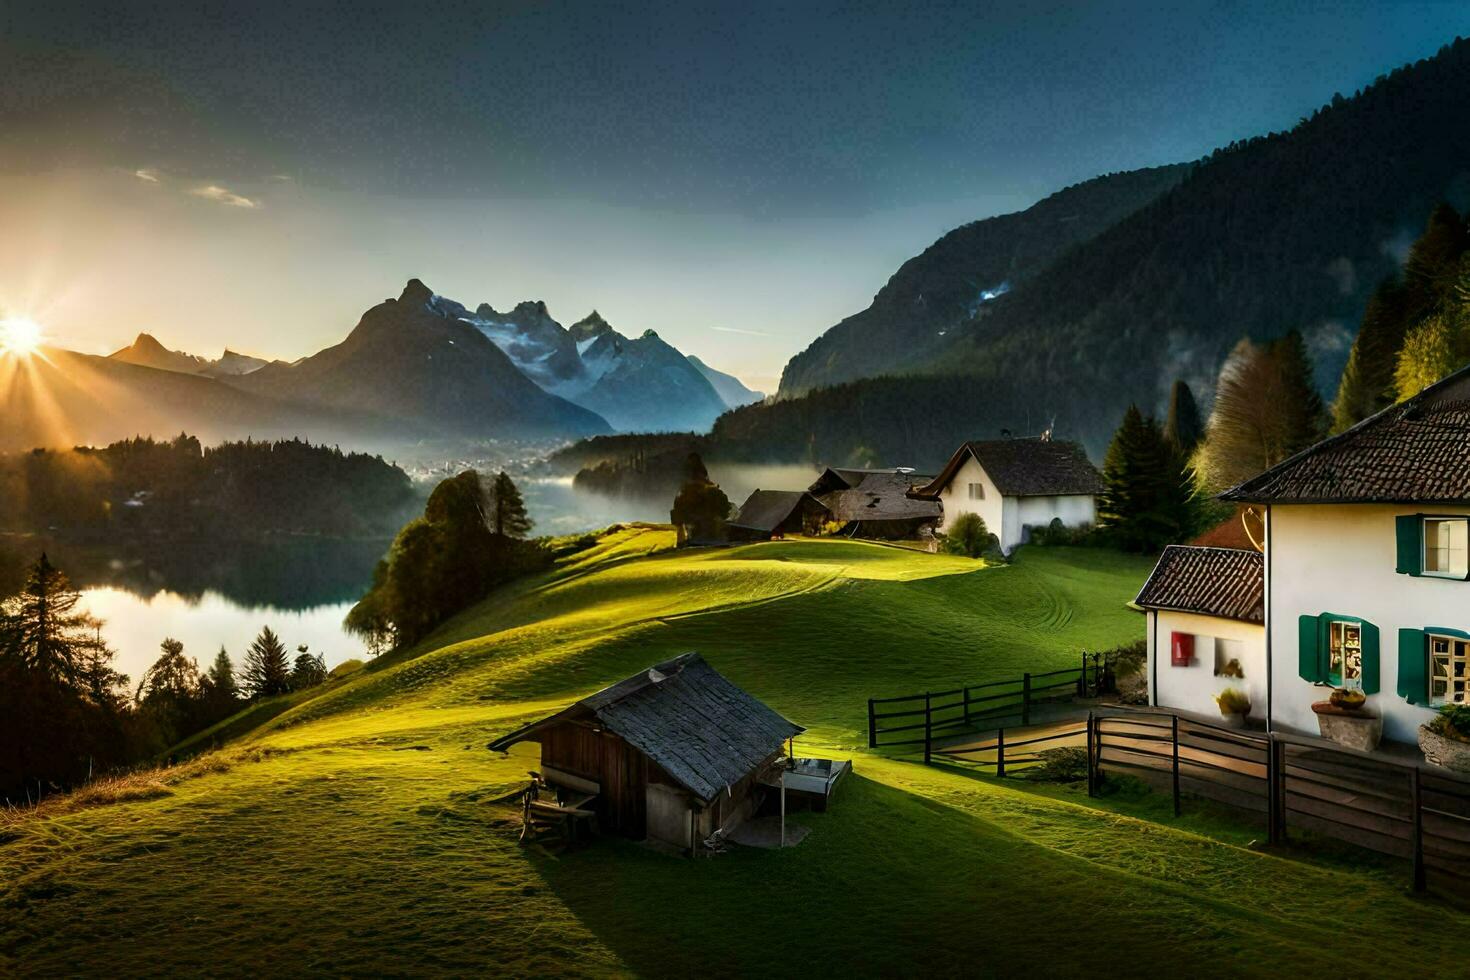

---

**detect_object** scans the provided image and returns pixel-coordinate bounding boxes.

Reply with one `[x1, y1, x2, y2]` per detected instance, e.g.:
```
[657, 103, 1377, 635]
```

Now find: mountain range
[727, 37, 1470, 463]
[8, 278, 766, 453]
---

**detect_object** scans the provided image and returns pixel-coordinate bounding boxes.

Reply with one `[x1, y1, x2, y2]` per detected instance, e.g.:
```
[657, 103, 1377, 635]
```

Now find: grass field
[5, 528, 1468, 976]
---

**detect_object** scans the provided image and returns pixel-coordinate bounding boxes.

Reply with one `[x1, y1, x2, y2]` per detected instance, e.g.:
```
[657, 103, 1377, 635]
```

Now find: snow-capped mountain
[444, 296, 733, 433]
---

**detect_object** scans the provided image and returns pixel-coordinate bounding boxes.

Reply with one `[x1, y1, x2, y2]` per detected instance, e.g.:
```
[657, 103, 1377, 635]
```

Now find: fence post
[1022, 673, 1031, 727]
[1078, 650, 1087, 696]
[867, 699, 877, 749]
[1171, 714, 1181, 817]
[996, 728, 1006, 778]
[1411, 767, 1426, 893]
[923, 692, 933, 766]
[1086, 711, 1097, 797]
[1266, 733, 1279, 845]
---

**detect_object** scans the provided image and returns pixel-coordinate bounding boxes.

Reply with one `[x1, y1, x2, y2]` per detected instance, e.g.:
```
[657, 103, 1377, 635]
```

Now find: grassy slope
[4, 528, 1466, 976]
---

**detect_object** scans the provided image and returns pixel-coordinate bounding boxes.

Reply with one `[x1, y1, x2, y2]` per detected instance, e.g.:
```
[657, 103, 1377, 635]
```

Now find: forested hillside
[762, 38, 1470, 459]
[779, 164, 1188, 395]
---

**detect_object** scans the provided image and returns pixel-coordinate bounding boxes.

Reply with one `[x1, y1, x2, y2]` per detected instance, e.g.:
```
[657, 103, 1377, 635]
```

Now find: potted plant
[1419, 704, 1470, 772]
[1213, 687, 1252, 728]
[1312, 687, 1381, 751]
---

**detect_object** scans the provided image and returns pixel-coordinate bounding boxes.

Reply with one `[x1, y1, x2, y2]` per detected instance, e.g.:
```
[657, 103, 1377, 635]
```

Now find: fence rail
[866, 653, 1106, 755]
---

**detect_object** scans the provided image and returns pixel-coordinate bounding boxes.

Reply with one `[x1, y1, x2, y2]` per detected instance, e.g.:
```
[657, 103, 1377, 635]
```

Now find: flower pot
[1419, 723, 1470, 772]
[1219, 711, 1247, 729]
[1311, 701, 1381, 752]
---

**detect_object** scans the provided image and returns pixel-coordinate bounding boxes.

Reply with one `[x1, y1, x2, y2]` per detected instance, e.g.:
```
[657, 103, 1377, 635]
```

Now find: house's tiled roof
[1221, 366, 1470, 504]
[1134, 545, 1264, 624]
[911, 439, 1105, 499]
[729, 489, 827, 532]
[487, 653, 803, 805]
[816, 471, 941, 523]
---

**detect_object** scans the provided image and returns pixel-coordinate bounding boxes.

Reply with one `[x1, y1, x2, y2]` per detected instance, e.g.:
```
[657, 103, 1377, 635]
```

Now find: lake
[4, 464, 825, 683]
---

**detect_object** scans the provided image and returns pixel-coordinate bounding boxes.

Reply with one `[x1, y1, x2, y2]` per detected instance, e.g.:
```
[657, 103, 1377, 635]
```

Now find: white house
[1213, 364, 1470, 744]
[909, 438, 1104, 553]
[1135, 545, 1266, 721]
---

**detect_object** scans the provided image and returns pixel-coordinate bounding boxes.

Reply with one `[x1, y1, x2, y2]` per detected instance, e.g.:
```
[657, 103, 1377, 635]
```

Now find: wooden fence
[1084, 707, 1470, 893]
[866, 653, 1105, 757]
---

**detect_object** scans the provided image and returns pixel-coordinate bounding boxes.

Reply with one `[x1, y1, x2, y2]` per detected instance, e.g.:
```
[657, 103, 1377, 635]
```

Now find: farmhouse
[488, 653, 803, 852]
[909, 438, 1104, 553]
[1219, 363, 1470, 744]
[1135, 545, 1265, 720]
[727, 489, 832, 542]
[809, 467, 941, 539]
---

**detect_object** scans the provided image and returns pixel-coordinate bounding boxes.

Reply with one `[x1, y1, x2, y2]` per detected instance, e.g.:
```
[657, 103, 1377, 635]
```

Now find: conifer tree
[206, 647, 239, 703]
[1270, 330, 1326, 453]
[1099, 406, 1197, 552]
[488, 471, 533, 539]
[241, 626, 291, 698]
[1163, 379, 1203, 455]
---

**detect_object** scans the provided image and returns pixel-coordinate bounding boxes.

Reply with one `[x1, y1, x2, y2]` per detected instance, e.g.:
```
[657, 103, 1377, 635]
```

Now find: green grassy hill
[5, 529, 1466, 976]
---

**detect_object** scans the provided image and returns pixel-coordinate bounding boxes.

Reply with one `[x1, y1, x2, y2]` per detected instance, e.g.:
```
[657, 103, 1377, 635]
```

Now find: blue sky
[2, 1, 1466, 388]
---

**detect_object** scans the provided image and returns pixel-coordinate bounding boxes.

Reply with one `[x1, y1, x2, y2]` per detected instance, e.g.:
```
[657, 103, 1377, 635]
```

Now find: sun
[0, 316, 44, 357]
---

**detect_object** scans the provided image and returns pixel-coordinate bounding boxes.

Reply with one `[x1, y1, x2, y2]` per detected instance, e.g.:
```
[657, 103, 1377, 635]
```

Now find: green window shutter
[1298, 615, 1324, 683]
[1395, 515, 1422, 576]
[1398, 629, 1428, 704]
[1360, 621, 1380, 694]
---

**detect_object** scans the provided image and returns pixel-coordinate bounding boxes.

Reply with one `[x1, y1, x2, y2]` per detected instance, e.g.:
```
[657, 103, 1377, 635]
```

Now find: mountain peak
[399, 278, 433, 307]
[640, 328, 660, 341]
[569, 311, 615, 342]
[132, 332, 166, 351]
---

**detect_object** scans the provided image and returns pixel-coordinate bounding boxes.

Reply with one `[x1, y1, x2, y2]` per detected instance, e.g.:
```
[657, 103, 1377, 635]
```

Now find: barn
[727, 489, 832, 542]
[487, 653, 803, 853]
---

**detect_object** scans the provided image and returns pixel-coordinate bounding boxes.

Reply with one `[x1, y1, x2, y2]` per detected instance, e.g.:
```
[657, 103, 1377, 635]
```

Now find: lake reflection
[2, 535, 387, 681]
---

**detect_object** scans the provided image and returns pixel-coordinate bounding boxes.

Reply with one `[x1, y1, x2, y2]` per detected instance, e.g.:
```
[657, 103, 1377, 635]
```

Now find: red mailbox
[1170, 632, 1194, 667]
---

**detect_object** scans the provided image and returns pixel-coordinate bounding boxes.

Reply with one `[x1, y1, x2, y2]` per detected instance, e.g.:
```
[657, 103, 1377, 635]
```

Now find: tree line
[0, 553, 339, 802]
[0, 433, 417, 536]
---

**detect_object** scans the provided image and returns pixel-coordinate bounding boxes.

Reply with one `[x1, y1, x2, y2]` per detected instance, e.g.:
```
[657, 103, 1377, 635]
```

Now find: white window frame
[1429, 633, 1470, 705]
[1423, 517, 1469, 579]
[967, 482, 984, 501]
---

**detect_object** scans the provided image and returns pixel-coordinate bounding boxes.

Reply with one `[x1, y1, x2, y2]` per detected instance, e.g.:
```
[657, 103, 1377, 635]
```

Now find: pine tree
[289, 646, 328, 690]
[670, 453, 731, 546]
[1099, 405, 1196, 552]
[1332, 277, 1412, 432]
[206, 647, 239, 703]
[1270, 331, 1326, 454]
[488, 471, 533, 539]
[136, 638, 201, 704]
[1163, 379, 1203, 455]
[241, 626, 291, 698]
[1, 553, 109, 689]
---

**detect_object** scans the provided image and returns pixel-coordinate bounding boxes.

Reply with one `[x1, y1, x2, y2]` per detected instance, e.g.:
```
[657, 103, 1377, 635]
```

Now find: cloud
[709, 325, 768, 337]
[189, 184, 259, 209]
[133, 168, 160, 183]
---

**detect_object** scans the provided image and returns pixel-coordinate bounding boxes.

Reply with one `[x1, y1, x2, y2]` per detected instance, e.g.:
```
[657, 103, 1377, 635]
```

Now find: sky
[2, 1, 1467, 391]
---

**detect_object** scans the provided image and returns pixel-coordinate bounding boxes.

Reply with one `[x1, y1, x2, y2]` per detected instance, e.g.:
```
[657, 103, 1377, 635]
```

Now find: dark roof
[486, 653, 802, 804]
[729, 490, 828, 532]
[911, 439, 1105, 499]
[815, 470, 941, 523]
[1134, 545, 1264, 624]
[1221, 365, 1470, 504]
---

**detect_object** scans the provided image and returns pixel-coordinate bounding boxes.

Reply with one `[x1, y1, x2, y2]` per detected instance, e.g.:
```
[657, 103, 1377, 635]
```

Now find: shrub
[1214, 687, 1252, 715]
[1028, 518, 1099, 547]
[1024, 747, 1089, 782]
[1432, 703, 1470, 743]
[1329, 687, 1366, 709]
[941, 513, 994, 559]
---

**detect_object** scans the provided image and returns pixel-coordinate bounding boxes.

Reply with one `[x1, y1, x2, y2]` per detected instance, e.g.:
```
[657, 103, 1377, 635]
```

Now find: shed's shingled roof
[729, 489, 827, 533]
[911, 439, 1104, 499]
[1134, 545, 1264, 624]
[815, 471, 941, 523]
[1221, 365, 1470, 504]
[487, 653, 802, 804]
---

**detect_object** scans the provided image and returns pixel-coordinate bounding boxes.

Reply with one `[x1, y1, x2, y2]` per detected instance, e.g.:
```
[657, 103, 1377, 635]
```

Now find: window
[1329, 620, 1363, 689]
[1424, 518, 1469, 578]
[1430, 634, 1470, 704]
[1214, 638, 1245, 678]
[967, 482, 984, 500]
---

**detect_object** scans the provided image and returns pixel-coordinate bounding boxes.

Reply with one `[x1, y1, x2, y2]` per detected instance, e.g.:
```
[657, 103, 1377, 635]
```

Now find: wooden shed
[488, 653, 803, 853]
